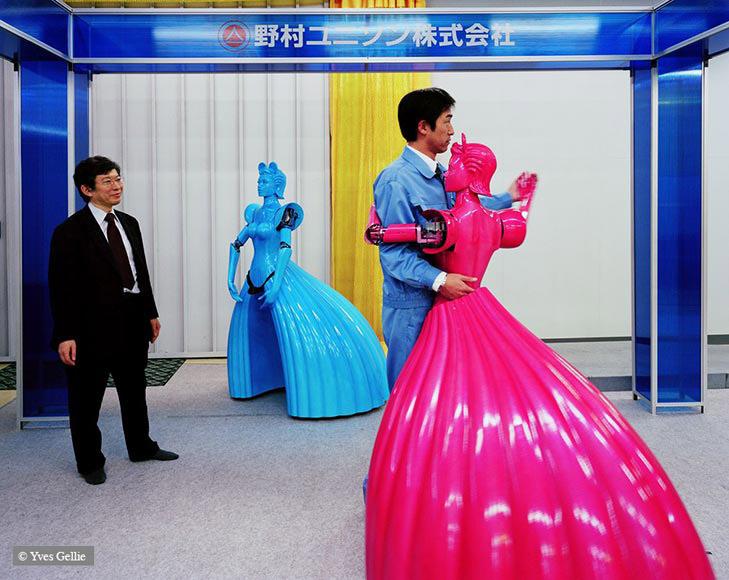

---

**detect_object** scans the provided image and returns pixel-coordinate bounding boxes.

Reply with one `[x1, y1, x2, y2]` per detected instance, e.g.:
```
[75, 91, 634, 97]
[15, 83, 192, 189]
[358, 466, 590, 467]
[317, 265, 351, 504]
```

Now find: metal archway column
[632, 42, 706, 414]
[18, 61, 90, 426]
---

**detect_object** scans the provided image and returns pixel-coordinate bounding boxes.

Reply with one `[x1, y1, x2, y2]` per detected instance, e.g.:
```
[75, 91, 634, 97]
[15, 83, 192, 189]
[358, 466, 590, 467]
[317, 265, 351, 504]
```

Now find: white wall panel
[153, 75, 185, 354]
[706, 51, 729, 336]
[91, 74, 123, 165]
[0, 61, 19, 360]
[91, 73, 330, 356]
[212, 74, 244, 352]
[183, 74, 214, 353]
[432, 70, 632, 338]
[297, 74, 330, 281]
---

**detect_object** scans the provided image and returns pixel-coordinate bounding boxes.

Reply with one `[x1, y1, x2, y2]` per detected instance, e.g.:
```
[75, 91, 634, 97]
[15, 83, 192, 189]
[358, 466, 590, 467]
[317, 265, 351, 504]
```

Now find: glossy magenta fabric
[365, 140, 713, 579]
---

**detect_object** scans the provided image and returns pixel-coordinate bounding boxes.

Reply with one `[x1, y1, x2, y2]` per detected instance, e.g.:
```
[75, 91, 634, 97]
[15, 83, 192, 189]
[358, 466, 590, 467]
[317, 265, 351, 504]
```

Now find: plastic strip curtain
[330, 0, 429, 339]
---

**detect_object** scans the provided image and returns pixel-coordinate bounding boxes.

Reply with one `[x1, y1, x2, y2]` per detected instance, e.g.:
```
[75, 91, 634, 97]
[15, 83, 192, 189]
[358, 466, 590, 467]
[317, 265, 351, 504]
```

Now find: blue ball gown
[227, 199, 388, 418]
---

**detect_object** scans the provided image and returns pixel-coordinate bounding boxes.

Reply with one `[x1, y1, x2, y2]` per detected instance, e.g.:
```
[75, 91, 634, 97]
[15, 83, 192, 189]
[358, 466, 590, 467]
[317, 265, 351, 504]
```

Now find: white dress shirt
[88, 202, 140, 294]
[405, 146, 448, 293]
[407, 145, 439, 174]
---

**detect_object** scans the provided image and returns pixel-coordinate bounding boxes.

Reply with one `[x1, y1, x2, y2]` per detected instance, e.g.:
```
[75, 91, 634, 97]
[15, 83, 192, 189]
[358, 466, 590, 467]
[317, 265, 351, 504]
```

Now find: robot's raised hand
[516, 172, 538, 203]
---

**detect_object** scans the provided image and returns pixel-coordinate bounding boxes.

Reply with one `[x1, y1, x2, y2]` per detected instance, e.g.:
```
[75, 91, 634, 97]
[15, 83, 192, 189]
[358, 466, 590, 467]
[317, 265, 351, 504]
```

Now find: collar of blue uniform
[401, 146, 446, 181]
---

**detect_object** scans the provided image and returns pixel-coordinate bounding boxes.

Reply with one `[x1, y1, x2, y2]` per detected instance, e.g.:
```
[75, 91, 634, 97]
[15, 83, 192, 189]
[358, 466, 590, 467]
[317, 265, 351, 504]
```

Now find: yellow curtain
[332, 0, 422, 6]
[330, 0, 429, 338]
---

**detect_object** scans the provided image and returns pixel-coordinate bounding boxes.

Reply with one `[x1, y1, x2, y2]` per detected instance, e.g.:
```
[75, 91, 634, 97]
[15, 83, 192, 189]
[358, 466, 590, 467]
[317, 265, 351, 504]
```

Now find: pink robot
[365, 136, 713, 579]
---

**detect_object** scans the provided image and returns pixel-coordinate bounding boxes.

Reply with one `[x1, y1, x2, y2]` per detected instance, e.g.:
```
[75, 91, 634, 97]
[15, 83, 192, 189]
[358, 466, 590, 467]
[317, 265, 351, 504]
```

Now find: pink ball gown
[365, 139, 713, 580]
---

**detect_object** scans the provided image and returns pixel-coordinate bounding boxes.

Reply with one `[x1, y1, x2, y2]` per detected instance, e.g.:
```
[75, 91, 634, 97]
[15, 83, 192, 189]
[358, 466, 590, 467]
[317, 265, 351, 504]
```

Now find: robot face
[447, 135, 497, 196]
[257, 168, 275, 196]
[444, 163, 471, 193]
[257, 162, 286, 199]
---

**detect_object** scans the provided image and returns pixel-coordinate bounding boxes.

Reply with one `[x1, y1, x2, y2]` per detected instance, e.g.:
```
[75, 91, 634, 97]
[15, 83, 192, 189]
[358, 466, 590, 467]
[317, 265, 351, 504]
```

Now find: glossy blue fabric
[228, 165, 388, 418]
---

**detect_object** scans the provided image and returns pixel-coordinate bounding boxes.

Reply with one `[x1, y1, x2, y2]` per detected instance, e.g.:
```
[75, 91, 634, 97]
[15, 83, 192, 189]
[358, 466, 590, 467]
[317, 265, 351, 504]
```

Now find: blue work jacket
[374, 146, 512, 309]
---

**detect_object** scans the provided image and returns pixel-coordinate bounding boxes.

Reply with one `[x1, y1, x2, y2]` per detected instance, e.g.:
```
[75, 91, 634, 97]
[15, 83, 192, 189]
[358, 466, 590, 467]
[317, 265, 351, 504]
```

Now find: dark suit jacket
[48, 205, 158, 358]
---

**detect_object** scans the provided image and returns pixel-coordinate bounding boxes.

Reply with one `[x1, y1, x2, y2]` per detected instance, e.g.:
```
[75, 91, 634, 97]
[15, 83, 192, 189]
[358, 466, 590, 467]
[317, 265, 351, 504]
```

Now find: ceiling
[61, 0, 669, 9]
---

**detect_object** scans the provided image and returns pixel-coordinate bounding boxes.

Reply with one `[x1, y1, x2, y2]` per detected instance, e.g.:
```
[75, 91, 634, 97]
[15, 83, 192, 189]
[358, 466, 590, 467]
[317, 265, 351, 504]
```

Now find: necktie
[434, 165, 451, 207]
[104, 213, 135, 290]
[434, 166, 445, 189]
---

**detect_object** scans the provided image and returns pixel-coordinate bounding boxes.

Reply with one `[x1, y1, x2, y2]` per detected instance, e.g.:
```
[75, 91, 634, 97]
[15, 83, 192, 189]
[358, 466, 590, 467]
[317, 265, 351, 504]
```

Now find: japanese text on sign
[252, 22, 516, 49]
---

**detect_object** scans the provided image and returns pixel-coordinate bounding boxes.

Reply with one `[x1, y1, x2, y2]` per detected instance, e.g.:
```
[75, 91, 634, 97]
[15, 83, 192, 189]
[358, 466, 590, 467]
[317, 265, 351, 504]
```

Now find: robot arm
[498, 172, 538, 249]
[364, 204, 454, 252]
[228, 227, 250, 301]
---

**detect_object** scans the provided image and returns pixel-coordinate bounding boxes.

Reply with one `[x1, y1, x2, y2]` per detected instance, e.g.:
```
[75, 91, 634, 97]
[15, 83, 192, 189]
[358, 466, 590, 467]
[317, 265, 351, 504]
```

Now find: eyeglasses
[97, 176, 123, 188]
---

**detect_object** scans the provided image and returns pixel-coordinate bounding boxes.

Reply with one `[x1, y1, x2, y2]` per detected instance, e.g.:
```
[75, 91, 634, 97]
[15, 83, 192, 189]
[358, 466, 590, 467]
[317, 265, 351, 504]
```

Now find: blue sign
[73, 12, 652, 61]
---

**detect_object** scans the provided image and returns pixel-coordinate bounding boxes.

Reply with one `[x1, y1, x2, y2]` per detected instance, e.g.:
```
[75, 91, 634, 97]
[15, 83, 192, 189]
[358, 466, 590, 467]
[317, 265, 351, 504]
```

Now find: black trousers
[65, 295, 159, 474]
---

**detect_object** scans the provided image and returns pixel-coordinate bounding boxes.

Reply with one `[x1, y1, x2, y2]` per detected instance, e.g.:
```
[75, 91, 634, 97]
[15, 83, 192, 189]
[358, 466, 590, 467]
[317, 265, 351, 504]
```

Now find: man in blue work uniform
[374, 87, 519, 389]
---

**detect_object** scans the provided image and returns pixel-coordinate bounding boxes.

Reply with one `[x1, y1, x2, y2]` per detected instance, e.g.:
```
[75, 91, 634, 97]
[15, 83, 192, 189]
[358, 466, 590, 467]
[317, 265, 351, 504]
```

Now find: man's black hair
[397, 87, 456, 142]
[73, 156, 121, 203]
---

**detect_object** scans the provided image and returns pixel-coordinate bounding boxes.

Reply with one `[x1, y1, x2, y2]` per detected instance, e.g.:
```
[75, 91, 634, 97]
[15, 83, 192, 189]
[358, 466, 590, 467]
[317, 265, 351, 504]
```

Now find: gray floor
[550, 341, 729, 390]
[1, 359, 728, 579]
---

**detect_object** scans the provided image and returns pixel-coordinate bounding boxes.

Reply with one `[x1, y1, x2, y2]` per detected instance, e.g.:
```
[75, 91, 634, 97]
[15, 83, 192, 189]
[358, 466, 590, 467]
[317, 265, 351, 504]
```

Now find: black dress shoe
[130, 449, 179, 462]
[151, 449, 179, 461]
[82, 467, 106, 485]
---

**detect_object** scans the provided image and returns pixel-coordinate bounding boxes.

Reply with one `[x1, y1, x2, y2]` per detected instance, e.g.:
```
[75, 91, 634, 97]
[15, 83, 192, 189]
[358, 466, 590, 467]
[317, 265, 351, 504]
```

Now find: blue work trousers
[382, 304, 431, 390]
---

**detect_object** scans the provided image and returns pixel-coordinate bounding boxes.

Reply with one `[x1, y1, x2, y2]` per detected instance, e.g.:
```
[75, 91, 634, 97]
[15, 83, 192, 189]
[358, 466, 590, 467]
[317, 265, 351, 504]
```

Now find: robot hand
[228, 281, 244, 302]
[500, 172, 538, 248]
[259, 279, 281, 308]
[515, 172, 538, 217]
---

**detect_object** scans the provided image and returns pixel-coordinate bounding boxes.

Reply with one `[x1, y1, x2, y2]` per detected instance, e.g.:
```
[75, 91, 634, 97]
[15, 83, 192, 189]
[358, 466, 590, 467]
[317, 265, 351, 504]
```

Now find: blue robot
[227, 162, 388, 418]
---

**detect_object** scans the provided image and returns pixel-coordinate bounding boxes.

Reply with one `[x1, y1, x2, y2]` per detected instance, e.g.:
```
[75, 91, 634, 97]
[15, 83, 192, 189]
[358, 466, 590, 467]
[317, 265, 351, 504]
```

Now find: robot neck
[453, 189, 481, 207]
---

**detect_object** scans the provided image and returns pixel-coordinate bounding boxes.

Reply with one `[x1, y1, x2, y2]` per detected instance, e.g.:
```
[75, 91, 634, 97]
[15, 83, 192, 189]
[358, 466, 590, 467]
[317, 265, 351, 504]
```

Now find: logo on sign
[219, 21, 250, 51]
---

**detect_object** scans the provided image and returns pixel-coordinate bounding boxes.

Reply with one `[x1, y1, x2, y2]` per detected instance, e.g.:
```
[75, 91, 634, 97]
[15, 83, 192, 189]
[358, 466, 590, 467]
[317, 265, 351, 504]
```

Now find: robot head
[445, 134, 497, 196]
[257, 161, 287, 199]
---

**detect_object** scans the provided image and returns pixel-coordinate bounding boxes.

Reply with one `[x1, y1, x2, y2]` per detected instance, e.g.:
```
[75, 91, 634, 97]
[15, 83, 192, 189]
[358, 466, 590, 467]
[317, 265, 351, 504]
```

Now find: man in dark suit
[49, 155, 178, 485]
